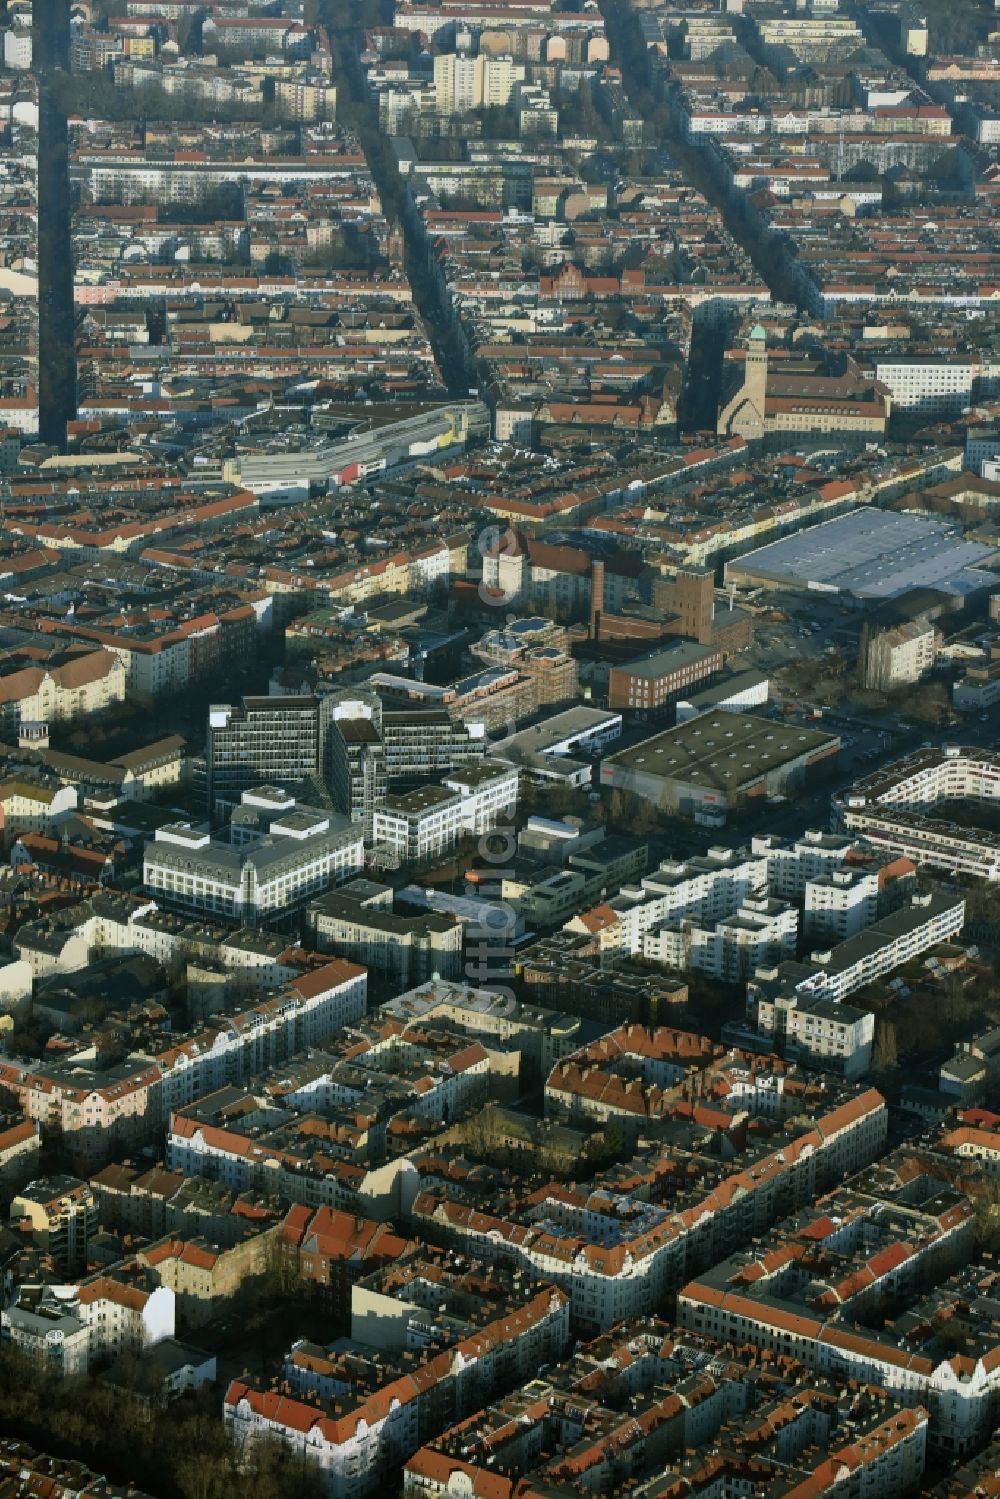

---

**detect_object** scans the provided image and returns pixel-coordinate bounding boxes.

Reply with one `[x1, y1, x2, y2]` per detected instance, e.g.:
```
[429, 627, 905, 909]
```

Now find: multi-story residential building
[0, 648, 126, 731]
[745, 892, 965, 1076]
[273, 78, 338, 121]
[677, 1172, 985, 1455]
[858, 616, 937, 691]
[380, 979, 582, 1083]
[802, 867, 882, 942]
[742, 986, 876, 1079]
[543, 1024, 718, 1130]
[224, 1283, 570, 1498]
[433, 51, 522, 113]
[0, 1117, 40, 1195]
[3, 26, 31, 68]
[0, 772, 78, 847]
[9, 1176, 98, 1271]
[139, 1226, 280, 1326]
[404, 1321, 929, 1499]
[4, 1272, 175, 1376]
[417, 1081, 888, 1332]
[643, 895, 798, 981]
[569, 845, 771, 956]
[280, 1204, 407, 1313]
[143, 791, 364, 925]
[307, 881, 463, 987]
[834, 746, 1000, 879]
[754, 14, 864, 62]
[4, 959, 368, 1164]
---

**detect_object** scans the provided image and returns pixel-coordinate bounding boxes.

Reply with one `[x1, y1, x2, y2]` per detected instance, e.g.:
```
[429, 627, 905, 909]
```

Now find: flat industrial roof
[604, 711, 838, 791]
[494, 706, 622, 759]
[728, 508, 999, 600]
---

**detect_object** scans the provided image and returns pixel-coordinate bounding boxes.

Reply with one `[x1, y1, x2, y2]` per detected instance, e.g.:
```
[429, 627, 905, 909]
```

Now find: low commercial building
[494, 706, 622, 763]
[601, 711, 839, 818]
[725, 508, 999, 605]
[675, 668, 769, 723]
[514, 836, 648, 928]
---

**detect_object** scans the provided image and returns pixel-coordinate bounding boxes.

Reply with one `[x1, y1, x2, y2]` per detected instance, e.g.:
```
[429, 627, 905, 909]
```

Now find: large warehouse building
[600, 711, 839, 817]
[725, 508, 999, 603]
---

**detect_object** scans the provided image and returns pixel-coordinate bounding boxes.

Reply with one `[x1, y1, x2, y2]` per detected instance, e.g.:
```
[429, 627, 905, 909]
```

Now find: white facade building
[834, 746, 1000, 879]
[4, 1277, 175, 1375]
[872, 357, 986, 418]
[372, 761, 517, 867]
[144, 793, 364, 924]
[586, 846, 770, 955]
[643, 896, 798, 981]
[433, 51, 522, 113]
[747, 891, 964, 1078]
[803, 867, 881, 941]
[3, 27, 32, 68]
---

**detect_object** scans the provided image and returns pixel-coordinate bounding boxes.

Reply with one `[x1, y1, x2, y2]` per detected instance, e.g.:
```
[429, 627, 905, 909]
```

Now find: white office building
[144, 789, 364, 924]
[372, 761, 518, 867]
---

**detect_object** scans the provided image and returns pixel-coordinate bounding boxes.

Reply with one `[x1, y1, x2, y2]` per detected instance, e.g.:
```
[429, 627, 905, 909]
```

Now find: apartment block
[306, 881, 463, 986]
[225, 1282, 569, 1498]
[834, 747, 1000, 880]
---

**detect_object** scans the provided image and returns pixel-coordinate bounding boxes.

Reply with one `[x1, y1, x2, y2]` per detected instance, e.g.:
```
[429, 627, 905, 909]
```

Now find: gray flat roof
[494, 706, 621, 759]
[729, 508, 999, 600]
[614, 640, 720, 679]
[605, 711, 838, 791]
